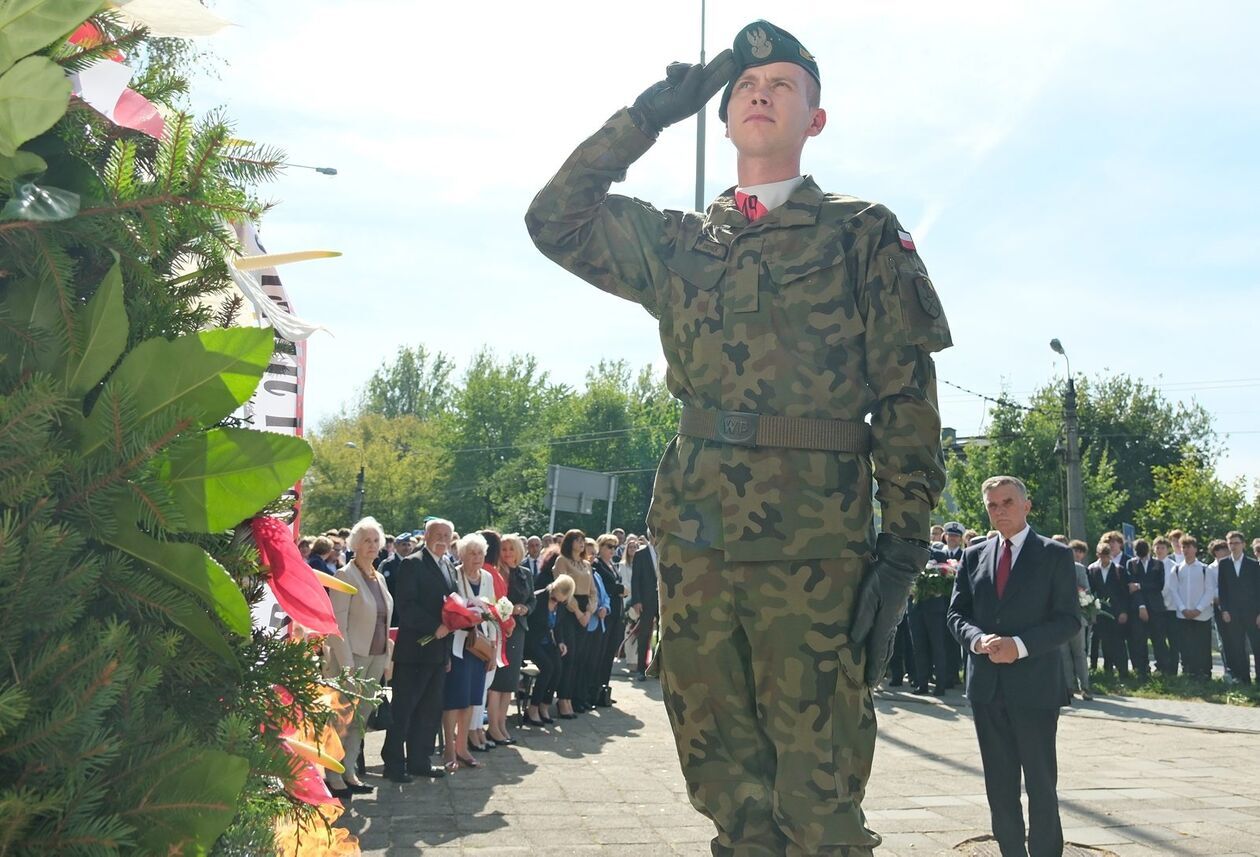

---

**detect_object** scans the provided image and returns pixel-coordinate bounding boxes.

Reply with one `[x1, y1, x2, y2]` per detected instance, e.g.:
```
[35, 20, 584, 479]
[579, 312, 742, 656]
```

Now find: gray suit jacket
[326, 561, 394, 672]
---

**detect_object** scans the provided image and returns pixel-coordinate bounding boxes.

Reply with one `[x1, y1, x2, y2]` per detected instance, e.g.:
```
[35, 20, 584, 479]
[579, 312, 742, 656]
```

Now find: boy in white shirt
[1164, 536, 1215, 679]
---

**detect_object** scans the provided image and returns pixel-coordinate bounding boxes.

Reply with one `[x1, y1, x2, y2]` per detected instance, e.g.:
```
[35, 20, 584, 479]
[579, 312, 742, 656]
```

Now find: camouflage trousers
[656, 532, 880, 857]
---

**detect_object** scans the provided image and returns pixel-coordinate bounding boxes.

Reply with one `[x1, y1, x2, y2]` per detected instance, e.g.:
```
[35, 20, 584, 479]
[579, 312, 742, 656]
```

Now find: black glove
[849, 533, 931, 687]
[629, 49, 736, 138]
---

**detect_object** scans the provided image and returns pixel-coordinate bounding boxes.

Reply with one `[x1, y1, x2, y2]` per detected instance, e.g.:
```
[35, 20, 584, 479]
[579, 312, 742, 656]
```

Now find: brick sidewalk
[346, 666, 1260, 856]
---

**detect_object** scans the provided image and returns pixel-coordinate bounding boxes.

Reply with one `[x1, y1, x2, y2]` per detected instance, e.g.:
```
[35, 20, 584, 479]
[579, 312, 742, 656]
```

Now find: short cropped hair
[1133, 538, 1150, 558]
[457, 532, 488, 558]
[1180, 535, 1198, 549]
[597, 533, 619, 550]
[1153, 536, 1172, 550]
[1226, 530, 1245, 543]
[311, 536, 333, 556]
[980, 475, 1028, 499]
[1069, 539, 1088, 552]
[348, 516, 385, 554]
[425, 518, 455, 535]
[1167, 529, 1184, 541]
[1096, 544, 1112, 557]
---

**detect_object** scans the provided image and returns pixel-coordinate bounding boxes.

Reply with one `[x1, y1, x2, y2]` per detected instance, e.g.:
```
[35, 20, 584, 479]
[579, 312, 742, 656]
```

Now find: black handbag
[366, 695, 392, 731]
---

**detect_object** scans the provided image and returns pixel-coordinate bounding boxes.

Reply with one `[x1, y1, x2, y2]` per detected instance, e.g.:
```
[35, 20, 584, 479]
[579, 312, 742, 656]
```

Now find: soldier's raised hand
[630, 49, 736, 138]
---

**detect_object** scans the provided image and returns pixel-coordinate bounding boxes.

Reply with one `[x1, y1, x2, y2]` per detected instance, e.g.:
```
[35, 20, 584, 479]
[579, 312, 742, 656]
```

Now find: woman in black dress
[486, 533, 535, 744]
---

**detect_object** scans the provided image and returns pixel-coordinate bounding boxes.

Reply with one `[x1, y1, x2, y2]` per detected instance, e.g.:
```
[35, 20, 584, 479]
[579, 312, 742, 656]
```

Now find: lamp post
[1050, 339, 1086, 542]
[345, 441, 365, 521]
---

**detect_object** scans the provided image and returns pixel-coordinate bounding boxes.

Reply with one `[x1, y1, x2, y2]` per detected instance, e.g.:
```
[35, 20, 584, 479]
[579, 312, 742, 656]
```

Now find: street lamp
[1049, 339, 1086, 542]
[345, 441, 365, 521]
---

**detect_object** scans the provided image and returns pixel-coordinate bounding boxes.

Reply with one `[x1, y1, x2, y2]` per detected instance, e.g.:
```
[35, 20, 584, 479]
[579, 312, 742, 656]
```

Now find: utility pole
[346, 441, 365, 521]
[1050, 339, 1086, 542]
[694, 0, 707, 211]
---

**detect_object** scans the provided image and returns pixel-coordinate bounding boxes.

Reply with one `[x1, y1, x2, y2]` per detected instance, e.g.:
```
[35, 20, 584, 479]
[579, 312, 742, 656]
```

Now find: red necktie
[735, 191, 768, 222]
[996, 539, 1013, 599]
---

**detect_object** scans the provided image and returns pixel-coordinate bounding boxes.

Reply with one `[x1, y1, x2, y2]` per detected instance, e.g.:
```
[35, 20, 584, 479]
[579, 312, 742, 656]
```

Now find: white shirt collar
[1002, 523, 1031, 550]
[735, 175, 804, 213]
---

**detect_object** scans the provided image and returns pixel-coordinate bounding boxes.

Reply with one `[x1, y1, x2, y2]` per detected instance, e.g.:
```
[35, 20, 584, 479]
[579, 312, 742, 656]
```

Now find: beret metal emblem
[914, 275, 941, 319]
[747, 27, 773, 59]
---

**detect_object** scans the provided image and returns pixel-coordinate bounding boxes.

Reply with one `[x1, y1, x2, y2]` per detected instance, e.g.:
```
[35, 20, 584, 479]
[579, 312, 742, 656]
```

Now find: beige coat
[325, 561, 394, 673]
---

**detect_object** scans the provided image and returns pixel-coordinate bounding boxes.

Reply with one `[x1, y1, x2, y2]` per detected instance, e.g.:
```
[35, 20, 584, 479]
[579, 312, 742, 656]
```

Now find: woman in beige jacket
[325, 516, 394, 798]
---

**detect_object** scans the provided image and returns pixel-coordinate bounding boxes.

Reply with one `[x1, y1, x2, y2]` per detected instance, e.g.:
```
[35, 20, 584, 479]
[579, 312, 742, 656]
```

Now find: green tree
[359, 344, 453, 419]
[1135, 453, 1257, 542]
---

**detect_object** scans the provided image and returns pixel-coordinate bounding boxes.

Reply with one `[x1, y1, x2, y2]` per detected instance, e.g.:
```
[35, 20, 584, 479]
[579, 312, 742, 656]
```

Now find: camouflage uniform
[526, 108, 951, 855]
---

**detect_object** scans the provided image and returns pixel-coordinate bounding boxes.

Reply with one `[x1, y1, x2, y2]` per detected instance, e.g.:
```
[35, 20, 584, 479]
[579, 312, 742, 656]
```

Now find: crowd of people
[300, 518, 661, 798]
[891, 522, 1260, 699]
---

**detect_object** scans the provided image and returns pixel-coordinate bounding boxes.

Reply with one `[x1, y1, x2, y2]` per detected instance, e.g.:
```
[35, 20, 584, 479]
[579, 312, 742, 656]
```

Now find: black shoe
[540, 715, 555, 724]
[408, 764, 445, 778]
[524, 717, 547, 728]
[346, 782, 374, 794]
[911, 685, 930, 694]
[469, 743, 491, 753]
[328, 785, 354, 799]
[931, 686, 946, 697]
[383, 770, 414, 784]
[495, 736, 517, 745]
[558, 713, 577, 720]
[635, 672, 647, 681]
[889, 678, 904, 687]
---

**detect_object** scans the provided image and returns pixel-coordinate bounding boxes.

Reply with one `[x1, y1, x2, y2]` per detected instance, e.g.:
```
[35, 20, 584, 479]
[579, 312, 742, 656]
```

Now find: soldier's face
[725, 63, 825, 157]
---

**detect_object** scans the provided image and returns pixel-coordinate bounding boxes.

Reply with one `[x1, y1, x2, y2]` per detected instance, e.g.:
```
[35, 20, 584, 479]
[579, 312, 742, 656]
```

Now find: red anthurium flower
[251, 517, 340, 637]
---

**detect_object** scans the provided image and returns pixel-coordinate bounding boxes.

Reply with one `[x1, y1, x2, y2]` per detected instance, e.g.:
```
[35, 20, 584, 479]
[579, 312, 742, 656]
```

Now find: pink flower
[251, 517, 340, 637]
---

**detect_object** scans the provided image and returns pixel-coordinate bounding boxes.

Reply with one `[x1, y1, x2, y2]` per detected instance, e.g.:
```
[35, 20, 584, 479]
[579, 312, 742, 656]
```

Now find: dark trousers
[557, 600, 584, 700]
[1221, 614, 1260, 684]
[527, 641, 561, 705]
[577, 626, 604, 706]
[382, 660, 445, 774]
[1157, 610, 1179, 674]
[1094, 616, 1129, 676]
[635, 611, 657, 673]
[909, 596, 951, 690]
[1126, 613, 1152, 677]
[887, 610, 915, 686]
[1177, 619, 1212, 679]
[598, 613, 624, 688]
[973, 700, 1063, 857]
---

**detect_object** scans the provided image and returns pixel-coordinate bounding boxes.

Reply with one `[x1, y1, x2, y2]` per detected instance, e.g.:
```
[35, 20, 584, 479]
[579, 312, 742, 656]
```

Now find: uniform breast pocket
[661, 252, 726, 391]
[765, 254, 865, 354]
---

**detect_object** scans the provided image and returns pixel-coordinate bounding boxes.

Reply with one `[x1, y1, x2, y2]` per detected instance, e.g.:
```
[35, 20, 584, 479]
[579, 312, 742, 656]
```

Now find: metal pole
[549, 466, 560, 533]
[694, 0, 707, 211]
[605, 475, 618, 534]
[1064, 377, 1086, 542]
[351, 464, 365, 521]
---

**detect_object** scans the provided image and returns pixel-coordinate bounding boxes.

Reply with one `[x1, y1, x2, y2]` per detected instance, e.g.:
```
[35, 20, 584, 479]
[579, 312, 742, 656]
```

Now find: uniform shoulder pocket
[888, 256, 951, 353]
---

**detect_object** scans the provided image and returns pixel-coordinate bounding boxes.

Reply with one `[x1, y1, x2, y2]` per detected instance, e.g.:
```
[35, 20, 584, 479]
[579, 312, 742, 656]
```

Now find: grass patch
[1089, 671, 1260, 707]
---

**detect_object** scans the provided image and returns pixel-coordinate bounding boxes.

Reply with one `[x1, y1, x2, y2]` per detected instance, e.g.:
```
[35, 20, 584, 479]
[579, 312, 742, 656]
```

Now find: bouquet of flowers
[1078, 589, 1112, 624]
[913, 557, 959, 602]
[417, 593, 485, 646]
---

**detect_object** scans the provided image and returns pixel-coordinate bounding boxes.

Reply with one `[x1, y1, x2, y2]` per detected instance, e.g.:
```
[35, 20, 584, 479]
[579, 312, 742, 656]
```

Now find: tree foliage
[1135, 452, 1260, 542]
[303, 353, 680, 537]
[941, 373, 1238, 545]
[359, 344, 453, 419]
[0, 10, 328, 855]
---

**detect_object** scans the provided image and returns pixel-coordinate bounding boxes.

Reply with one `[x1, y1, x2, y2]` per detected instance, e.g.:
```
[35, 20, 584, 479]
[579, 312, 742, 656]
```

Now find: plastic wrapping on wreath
[1, 182, 80, 221]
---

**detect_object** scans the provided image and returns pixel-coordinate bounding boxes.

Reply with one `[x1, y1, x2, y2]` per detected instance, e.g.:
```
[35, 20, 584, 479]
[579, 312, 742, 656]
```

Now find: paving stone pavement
[344, 665, 1260, 856]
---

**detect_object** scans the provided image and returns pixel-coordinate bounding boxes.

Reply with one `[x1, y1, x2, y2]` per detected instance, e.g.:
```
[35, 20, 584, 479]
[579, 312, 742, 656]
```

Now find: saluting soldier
[527, 20, 951, 856]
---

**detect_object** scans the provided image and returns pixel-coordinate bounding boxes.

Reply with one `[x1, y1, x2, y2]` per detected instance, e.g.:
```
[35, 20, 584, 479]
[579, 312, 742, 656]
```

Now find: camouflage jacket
[526, 109, 951, 562]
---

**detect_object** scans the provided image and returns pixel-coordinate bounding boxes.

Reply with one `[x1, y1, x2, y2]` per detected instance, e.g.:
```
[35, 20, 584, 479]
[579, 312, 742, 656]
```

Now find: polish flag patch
[898, 229, 916, 251]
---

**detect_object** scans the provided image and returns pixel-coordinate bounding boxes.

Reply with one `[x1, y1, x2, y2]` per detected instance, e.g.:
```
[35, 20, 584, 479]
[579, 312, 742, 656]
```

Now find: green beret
[718, 20, 820, 123]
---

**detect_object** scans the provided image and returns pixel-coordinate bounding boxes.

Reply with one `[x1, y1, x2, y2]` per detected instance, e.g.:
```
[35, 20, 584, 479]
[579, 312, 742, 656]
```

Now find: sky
[193, 1, 1260, 498]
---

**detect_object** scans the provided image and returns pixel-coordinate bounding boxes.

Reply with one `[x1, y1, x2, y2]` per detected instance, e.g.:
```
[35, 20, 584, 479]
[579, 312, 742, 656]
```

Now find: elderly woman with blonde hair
[324, 516, 393, 799]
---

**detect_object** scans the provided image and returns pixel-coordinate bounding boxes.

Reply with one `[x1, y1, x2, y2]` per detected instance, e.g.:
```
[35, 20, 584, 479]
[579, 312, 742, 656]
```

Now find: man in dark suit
[948, 475, 1079, 857]
[1124, 539, 1166, 679]
[382, 519, 455, 782]
[1217, 530, 1260, 684]
[628, 531, 659, 680]
[1087, 545, 1130, 677]
[378, 532, 414, 598]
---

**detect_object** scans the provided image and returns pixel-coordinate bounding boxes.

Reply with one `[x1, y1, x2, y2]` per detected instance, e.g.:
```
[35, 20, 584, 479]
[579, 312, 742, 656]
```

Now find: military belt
[678, 405, 871, 453]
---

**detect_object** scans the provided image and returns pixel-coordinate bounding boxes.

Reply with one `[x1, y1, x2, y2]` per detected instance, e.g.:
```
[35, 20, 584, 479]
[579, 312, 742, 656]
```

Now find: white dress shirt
[735, 175, 805, 213]
[1165, 560, 1215, 620]
[971, 524, 1033, 659]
